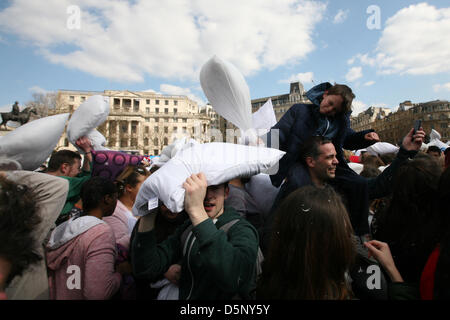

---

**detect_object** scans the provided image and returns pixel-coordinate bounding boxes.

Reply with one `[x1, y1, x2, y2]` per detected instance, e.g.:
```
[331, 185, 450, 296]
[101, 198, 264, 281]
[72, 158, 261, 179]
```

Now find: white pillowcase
[133, 142, 285, 216]
[0, 113, 70, 170]
[66, 95, 109, 150]
[365, 142, 399, 156]
[200, 55, 253, 132]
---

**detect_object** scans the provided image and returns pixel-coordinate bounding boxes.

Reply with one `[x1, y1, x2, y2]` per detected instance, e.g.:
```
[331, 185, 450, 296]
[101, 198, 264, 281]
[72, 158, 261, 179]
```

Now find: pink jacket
[103, 200, 136, 249]
[45, 216, 121, 300]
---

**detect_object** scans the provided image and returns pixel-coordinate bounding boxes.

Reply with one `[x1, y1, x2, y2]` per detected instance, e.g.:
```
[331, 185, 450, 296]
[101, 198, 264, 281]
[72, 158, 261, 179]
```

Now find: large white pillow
[200, 55, 252, 132]
[66, 95, 109, 148]
[0, 113, 70, 170]
[133, 142, 285, 216]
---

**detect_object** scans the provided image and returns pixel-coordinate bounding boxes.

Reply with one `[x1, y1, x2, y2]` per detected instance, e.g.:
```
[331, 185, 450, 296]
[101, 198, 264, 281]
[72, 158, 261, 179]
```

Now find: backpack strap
[219, 219, 240, 233]
[181, 224, 195, 256]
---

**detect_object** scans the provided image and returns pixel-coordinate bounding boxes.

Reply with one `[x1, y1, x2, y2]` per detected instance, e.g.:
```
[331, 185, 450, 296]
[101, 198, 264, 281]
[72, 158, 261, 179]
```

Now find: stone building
[350, 100, 450, 145]
[251, 82, 310, 122]
[50, 89, 218, 155]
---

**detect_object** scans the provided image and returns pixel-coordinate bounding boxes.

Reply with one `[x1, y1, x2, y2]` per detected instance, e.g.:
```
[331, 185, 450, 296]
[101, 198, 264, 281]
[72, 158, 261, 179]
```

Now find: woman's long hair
[114, 165, 149, 198]
[257, 185, 355, 300]
[374, 154, 443, 282]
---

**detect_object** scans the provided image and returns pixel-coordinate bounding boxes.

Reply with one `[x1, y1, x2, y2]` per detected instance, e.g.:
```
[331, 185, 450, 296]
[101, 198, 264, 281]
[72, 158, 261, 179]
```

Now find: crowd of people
[1, 82, 449, 300]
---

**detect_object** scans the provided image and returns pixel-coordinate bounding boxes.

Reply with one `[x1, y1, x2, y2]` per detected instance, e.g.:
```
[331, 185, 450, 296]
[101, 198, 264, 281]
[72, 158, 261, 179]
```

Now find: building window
[165, 100, 169, 105]
[145, 126, 149, 133]
[69, 96, 74, 101]
[154, 149, 159, 155]
[123, 99, 131, 109]
[155, 108, 159, 113]
[146, 99, 150, 104]
[182, 127, 187, 133]
[155, 100, 160, 105]
[164, 126, 168, 133]
[164, 108, 168, 114]
[144, 138, 149, 145]
[174, 108, 177, 114]
[174, 100, 178, 106]
[146, 107, 150, 114]
[154, 138, 158, 145]
[114, 98, 120, 109]
[164, 137, 168, 145]
[155, 118, 159, 122]
[182, 118, 187, 123]
[145, 117, 150, 122]
[80, 96, 86, 102]
[173, 127, 178, 133]
[154, 127, 159, 133]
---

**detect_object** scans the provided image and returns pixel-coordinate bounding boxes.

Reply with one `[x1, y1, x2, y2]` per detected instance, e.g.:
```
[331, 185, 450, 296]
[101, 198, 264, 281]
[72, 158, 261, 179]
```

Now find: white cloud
[351, 100, 368, 116]
[0, 0, 326, 83]
[345, 66, 363, 82]
[160, 84, 206, 106]
[433, 82, 450, 92]
[279, 72, 314, 84]
[364, 81, 375, 86]
[29, 86, 51, 95]
[356, 3, 450, 75]
[333, 9, 348, 24]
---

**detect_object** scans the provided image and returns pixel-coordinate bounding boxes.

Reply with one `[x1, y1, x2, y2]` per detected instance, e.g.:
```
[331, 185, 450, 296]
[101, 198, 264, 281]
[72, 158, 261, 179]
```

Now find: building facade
[251, 82, 310, 122]
[50, 90, 218, 155]
[351, 100, 450, 145]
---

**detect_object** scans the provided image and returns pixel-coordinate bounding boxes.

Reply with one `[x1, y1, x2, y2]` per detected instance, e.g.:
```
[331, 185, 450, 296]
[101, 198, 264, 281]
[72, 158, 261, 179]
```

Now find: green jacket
[131, 206, 259, 300]
[59, 167, 92, 216]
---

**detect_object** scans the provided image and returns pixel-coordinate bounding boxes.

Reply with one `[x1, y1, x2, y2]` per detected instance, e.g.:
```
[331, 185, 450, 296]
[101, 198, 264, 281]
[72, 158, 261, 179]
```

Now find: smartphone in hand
[413, 119, 422, 134]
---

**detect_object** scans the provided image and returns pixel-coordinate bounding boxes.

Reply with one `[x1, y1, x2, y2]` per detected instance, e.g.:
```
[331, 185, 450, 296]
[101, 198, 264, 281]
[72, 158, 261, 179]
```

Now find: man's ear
[60, 163, 69, 175]
[305, 157, 315, 168]
[224, 185, 230, 200]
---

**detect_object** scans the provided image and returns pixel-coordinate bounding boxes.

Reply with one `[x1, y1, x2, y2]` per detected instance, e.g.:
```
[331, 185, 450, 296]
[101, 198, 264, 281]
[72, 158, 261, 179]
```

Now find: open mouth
[203, 202, 215, 212]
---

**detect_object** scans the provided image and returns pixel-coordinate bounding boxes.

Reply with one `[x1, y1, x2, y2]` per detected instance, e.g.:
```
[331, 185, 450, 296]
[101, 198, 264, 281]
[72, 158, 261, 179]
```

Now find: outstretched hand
[402, 127, 425, 151]
[364, 132, 380, 142]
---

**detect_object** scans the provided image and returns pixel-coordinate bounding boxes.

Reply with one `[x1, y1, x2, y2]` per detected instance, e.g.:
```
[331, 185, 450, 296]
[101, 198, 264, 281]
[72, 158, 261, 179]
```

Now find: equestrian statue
[0, 102, 37, 130]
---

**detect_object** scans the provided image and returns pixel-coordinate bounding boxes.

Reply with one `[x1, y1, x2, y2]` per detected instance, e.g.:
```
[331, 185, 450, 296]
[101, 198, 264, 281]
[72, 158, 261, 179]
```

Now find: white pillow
[151, 137, 199, 168]
[133, 142, 285, 216]
[348, 162, 364, 175]
[200, 55, 252, 132]
[252, 99, 277, 135]
[87, 129, 109, 151]
[365, 142, 399, 156]
[66, 95, 109, 148]
[0, 113, 70, 170]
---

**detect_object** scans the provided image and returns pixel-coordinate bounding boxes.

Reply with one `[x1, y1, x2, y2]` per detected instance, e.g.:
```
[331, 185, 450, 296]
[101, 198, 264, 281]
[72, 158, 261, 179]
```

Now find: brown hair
[115, 165, 150, 198]
[257, 186, 355, 300]
[327, 84, 355, 114]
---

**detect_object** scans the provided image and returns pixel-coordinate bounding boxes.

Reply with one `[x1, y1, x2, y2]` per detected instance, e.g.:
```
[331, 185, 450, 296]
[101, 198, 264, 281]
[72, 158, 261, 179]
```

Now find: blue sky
[0, 0, 449, 116]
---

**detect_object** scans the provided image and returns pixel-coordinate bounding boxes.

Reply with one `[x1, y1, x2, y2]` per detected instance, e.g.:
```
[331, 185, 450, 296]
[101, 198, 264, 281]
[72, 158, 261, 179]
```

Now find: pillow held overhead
[200, 55, 252, 132]
[66, 95, 109, 150]
[133, 142, 285, 216]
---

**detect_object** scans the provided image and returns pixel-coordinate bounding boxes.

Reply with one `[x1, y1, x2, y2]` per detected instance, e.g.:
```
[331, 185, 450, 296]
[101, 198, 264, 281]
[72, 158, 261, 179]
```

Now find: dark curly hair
[0, 176, 42, 285]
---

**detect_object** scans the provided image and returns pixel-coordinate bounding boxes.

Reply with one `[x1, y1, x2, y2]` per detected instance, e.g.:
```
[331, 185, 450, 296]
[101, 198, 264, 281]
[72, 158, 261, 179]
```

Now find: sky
[0, 0, 449, 116]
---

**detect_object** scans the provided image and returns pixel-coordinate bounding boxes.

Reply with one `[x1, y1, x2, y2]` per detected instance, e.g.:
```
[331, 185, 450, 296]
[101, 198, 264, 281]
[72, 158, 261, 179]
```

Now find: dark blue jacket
[266, 82, 375, 187]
